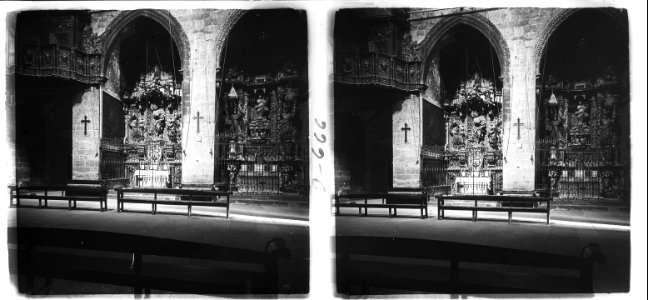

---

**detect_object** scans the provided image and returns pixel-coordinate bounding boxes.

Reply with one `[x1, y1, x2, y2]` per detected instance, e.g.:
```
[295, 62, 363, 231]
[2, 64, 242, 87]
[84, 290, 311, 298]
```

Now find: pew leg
[450, 260, 459, 292]
[394, 208, 397, 217]
[132, 253, 143, 297]
[152, 203, 156, 215]
[508, 211, 512, 223]
[188, 205, 192, 217]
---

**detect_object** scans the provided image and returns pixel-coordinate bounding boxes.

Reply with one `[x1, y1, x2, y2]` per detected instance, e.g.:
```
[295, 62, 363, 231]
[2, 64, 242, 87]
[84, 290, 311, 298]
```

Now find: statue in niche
[249, 93, 271, 140]
[128, 114, 145, 143]
[547, 102, 567, 141]
[254, 95, 269, 120]
[165, 108, 181, 143]
[573, 101, 589, 129]
[487, 120, 501, 150]
[225, 93, 246, 137]
[449, 122, 465, 149]
[471, 110, 487, 144]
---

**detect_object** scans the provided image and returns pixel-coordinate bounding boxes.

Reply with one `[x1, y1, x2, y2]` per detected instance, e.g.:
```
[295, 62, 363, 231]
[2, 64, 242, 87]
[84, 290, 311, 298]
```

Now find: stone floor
[4, 196, 638, 298]
[6, 200, 310, 297]
[335, 206, 631, 294]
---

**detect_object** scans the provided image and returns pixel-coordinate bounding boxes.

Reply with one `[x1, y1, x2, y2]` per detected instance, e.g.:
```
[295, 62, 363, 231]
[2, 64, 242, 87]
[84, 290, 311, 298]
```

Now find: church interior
[333, 7, 631, 203]
[10, 9, 309, 194]
[216, 9, 309, 194]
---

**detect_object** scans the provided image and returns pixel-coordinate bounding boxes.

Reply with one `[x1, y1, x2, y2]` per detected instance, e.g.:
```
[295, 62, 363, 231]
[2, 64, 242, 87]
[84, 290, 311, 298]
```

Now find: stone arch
[534, 8, 628, 75]
[418, 14, 510, 88]
[418, 13, 511, 118]
[100, 9, 190, 78]
[215, 10, 246, 70]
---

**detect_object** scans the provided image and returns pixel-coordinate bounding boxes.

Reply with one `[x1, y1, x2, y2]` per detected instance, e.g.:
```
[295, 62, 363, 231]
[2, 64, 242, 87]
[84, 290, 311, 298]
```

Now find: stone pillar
[502, 53, 536, 191]
[72, 87, 101, 180]
[180, 46, 217, 186]
[392, 94, 422, 188]
[5, 12, 16, 185]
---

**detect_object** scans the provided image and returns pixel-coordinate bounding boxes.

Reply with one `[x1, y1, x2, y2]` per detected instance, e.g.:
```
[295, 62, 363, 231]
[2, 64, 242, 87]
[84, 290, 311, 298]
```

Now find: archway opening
[536, 9, 629, 200]
[216, 9, 308, 194]
[422, 23, 503, 195]
[102, 15, 184, 188]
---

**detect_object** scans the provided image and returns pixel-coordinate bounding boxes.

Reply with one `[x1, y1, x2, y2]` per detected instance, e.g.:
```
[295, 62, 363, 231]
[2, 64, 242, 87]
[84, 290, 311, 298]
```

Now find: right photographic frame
[332, 7, 630, 295]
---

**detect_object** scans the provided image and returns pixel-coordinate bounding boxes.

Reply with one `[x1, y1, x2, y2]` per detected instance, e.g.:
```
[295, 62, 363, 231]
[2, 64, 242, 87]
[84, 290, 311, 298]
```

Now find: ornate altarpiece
[217, 63, 306, 193]
[442, 73, 503, 195]
[537, 67, 627, 199]
[123, 67, 183, 188]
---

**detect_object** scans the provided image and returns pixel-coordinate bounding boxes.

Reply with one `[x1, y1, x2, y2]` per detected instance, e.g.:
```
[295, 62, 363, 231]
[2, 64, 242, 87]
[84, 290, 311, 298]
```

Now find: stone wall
[410, 8, 562, 191]
[392, 94, 422, 188]
[72, 87, 101, 180]
[88, 9, 243, 186]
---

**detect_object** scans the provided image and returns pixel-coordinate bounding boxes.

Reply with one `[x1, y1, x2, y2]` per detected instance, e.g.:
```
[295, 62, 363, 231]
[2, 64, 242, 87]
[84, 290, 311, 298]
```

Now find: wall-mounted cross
[513, 117, 525, 140]
[193, 111, 204, 133]
[81, 115, 91, 136]
[401, 122, 411, 143]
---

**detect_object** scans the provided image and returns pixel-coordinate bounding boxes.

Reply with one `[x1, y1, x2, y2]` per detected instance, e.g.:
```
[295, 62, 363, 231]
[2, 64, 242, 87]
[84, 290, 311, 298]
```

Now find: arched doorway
[421, 22, 507, 195]
[215, 9, 308, 194]
[100, 11, 186, 188]
[535, 9, 630, 201]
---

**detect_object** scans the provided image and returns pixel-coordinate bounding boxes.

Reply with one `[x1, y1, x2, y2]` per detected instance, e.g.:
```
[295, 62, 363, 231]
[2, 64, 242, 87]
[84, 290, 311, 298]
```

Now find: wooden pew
[9, 185, 108, 211]
[334, 189, 428, 218]
[336, 236, 606, 294]
[116, 188, 231, 218]
[11, 227, 292, 295]
[438, 194, 552, 224]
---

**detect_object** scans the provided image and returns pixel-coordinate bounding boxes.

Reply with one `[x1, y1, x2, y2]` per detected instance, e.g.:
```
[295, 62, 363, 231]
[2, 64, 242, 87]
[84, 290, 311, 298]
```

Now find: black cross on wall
[81, 115, 91, 136]
[193, 111, 204, 133]
[513, 117, 525, 140]
[401, 123, 411, 143]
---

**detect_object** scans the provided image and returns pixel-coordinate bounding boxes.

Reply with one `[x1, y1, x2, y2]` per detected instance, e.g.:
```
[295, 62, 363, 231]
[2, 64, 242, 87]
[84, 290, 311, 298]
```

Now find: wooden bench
[335, 189, 428, 218]
[11, 227, 293, 295]
[9, 185, 108, 211]
[116, 188, 231, 218]
[336, 236, 606, 294]
[438, 195, 552, 224]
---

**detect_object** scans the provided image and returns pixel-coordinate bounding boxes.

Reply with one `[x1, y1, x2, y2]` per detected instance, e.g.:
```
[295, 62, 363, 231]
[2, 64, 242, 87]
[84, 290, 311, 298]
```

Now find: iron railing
[421, 146, 503, 196]
[334, 51, 425, 92]
[99, 138, 128, 187]
[535, 138, 627, 200]
[216, 142, 306, 194]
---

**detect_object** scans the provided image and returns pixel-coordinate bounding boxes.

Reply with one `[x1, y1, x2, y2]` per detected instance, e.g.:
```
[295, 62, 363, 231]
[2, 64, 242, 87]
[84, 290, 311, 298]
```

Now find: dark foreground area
[335, 208, 630, 296]
[7, 206, 309, 296]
